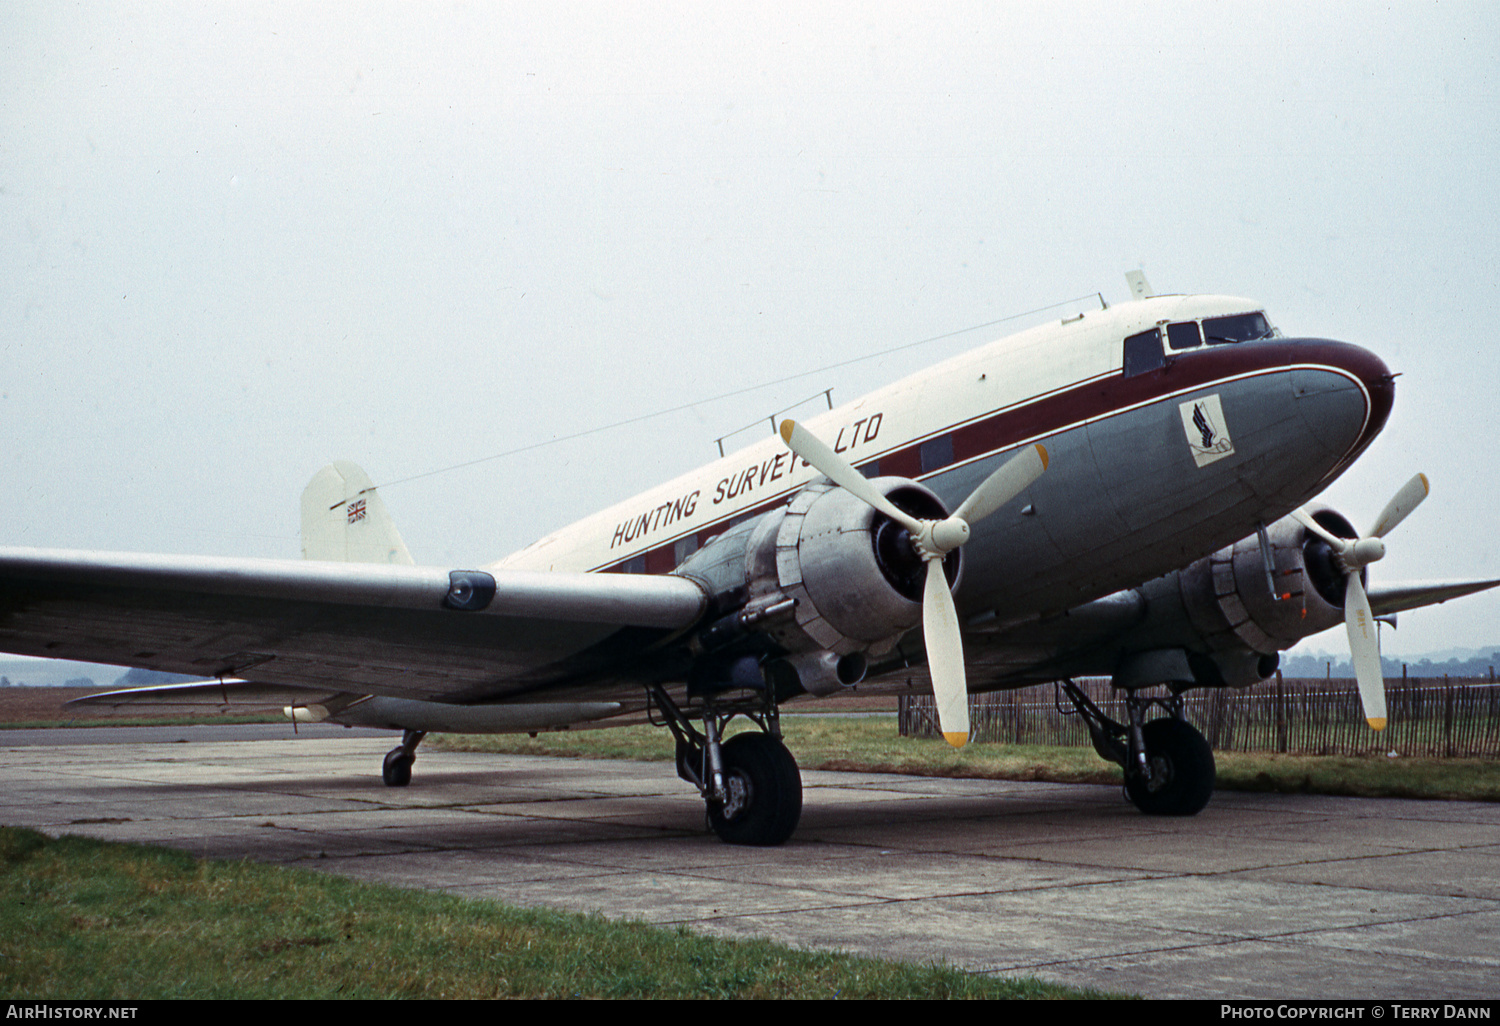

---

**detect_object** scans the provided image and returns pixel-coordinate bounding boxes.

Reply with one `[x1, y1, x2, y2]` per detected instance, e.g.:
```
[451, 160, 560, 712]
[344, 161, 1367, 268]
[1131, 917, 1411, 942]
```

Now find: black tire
[382, 747, 413, 787]
[706, 733, 802, 846]
[1124, 718, 1215, 816]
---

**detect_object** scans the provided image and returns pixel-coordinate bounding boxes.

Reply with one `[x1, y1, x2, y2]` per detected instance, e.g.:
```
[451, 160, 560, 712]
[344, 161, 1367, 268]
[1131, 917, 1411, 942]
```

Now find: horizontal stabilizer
[1367, 578, 1500, 617]
[68, 680, 626, 734]
[68, 678, 349, 712]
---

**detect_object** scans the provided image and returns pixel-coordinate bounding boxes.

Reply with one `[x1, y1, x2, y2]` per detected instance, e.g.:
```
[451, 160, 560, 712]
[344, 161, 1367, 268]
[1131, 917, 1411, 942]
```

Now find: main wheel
[706, 733, 802, 846]
[1124, 718, 1215, 816]
[382, 747, 413, 787]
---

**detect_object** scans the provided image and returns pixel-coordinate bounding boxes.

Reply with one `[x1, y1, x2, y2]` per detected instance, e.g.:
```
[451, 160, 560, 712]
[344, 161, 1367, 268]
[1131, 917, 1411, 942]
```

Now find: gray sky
[3, 1, 1498, 659]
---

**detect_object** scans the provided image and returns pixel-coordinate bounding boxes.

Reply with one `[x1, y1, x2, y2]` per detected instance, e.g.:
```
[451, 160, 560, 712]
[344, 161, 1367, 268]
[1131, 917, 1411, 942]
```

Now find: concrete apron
[3, 729, 1497, 1000]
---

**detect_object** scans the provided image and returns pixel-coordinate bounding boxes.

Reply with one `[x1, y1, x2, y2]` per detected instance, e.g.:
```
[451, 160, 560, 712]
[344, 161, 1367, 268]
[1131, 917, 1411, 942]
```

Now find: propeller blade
[1368, 473, 1430, 539]
[1290, 508, 1349, 551]
[779, 420, 924, 535]
[952, 443, 1049, 526]
[922, 557, 970, 748]
[1344, 573, 1388, 731]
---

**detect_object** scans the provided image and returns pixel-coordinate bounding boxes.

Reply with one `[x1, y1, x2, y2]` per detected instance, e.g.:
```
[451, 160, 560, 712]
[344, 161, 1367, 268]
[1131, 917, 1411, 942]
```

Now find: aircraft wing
[0, 547, 708, 704]
[1366, 578, 1500, 617]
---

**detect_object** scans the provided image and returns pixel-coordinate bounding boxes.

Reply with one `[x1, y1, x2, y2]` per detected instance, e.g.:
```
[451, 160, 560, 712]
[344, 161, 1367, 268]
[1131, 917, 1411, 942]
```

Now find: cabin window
[1167, 321, 1202, 350]
[919, 435, 953, 474]
[1203, 311, 1272, 345]
[1122, 329, 1165, 377]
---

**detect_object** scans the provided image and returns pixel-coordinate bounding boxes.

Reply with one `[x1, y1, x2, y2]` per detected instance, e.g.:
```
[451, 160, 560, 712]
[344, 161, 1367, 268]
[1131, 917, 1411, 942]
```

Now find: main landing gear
[647, 682, 802, 846]
[382, 729, 425, 787]
[1058, 679, 1216, 816]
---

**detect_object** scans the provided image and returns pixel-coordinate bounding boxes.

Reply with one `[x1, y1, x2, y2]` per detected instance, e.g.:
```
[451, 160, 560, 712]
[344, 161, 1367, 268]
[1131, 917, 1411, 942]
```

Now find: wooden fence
[897, 676, 1500, 758]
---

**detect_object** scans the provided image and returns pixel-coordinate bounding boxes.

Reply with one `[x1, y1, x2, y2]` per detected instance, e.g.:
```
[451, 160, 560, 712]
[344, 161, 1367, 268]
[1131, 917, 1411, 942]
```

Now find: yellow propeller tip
[779, 420, 795, 442]
[943, 732, 969, 748]
[1367, 717, 1387, 732]
[1035, 443, 1049, 470]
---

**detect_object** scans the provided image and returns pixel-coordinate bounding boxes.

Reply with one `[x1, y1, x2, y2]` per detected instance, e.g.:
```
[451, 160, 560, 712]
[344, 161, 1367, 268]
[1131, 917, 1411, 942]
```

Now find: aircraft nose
[1285, 338, 1394, 469]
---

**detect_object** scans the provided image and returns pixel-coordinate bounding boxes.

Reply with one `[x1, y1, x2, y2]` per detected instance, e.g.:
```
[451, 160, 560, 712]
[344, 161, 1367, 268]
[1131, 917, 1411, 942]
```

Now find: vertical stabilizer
[300, 461, 415, 565]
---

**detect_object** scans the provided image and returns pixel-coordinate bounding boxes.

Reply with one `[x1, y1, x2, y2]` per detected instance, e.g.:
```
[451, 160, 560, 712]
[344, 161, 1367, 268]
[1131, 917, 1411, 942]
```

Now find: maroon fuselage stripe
[601, 338, 1394, 573]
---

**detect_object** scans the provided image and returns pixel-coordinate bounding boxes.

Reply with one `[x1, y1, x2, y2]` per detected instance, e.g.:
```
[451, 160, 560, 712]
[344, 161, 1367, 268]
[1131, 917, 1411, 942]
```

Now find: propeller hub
[1346, 537, 1387, 570]
[929, 517, 970, 555]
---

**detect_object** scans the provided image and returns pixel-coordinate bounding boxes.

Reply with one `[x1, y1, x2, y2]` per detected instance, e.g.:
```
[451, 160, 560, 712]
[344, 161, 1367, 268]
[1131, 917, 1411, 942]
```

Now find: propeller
[1290, 473, 1430, 731]
[779, 420, 1048, 747]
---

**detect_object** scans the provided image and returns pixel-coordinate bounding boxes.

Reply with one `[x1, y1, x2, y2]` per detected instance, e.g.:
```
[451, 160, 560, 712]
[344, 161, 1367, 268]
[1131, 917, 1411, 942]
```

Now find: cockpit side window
[1202, 311, 1272, 345]
[1122, 328, 1165, 377]
[1166, 321, 1202, 350]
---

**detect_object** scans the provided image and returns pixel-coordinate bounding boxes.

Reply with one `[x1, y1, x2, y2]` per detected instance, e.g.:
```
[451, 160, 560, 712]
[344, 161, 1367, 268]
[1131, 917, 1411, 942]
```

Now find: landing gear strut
[1058, 680, 1215, 816]
[647, 683, 802, 846]
[382, 729, 425, 787]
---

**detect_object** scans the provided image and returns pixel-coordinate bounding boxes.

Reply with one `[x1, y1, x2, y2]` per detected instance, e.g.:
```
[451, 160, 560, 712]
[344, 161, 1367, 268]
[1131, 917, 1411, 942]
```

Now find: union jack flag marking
[347, 499, 367, 524]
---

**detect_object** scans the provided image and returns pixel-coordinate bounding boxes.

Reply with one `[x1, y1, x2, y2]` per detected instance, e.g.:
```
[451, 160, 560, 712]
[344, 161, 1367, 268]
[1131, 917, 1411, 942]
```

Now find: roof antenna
[1125, 270, 1154, 300]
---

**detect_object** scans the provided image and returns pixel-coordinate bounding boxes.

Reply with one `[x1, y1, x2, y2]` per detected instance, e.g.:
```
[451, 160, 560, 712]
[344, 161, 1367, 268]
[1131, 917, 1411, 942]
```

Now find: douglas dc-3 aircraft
[4, 275, 1498, 845]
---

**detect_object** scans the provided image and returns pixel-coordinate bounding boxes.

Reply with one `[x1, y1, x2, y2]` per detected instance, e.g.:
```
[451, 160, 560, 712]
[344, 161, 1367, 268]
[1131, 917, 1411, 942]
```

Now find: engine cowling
[747, 477, 960, 660]
[676, 476, 959, 695]
[1177, 504, 1357, 669]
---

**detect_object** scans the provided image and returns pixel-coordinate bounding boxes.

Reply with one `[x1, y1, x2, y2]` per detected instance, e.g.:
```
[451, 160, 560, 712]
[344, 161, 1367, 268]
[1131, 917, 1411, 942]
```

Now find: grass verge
[0, 827, 1115, 1000]
[434, 716, 1500, 802]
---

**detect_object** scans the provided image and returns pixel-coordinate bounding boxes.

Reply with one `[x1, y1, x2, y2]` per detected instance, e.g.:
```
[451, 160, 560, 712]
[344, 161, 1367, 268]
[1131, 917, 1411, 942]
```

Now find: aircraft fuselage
[496, 294, 1392, 641]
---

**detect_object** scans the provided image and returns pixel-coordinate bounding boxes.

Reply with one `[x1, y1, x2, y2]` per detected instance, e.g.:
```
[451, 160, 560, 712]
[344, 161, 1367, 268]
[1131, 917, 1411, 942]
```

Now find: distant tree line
[0, 667, 201, 688]
[110, 667, 200, 687]
[1281, 649, 1500, 680]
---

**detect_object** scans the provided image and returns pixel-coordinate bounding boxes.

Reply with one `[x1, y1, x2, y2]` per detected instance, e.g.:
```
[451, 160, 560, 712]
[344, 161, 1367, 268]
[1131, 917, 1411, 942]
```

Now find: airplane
[4, 273, 1498, 846]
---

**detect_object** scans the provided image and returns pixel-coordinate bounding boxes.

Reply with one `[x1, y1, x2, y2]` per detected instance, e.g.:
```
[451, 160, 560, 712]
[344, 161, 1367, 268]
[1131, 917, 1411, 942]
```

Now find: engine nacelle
[677, 476, 958, 694]
[746, 477, 960, 660]
[1177, 504, 1357, 663]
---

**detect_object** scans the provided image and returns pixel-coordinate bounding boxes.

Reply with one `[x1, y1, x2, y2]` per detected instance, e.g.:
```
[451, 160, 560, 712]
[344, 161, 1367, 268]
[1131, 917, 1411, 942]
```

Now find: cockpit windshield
[1202, 311, 1274, 344]
[1121, 308, 1278, 376]
[1162, 310, 1275, 351]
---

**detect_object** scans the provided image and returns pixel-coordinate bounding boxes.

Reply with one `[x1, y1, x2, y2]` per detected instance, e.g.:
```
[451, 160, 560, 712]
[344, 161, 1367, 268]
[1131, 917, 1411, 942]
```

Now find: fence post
[1276, 670, 1287, 753]
[1444, 675, 1455, 759]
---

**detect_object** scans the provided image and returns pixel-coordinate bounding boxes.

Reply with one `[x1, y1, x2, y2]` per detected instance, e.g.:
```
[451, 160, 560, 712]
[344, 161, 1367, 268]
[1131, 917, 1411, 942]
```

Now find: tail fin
[300, 461, 415, 565]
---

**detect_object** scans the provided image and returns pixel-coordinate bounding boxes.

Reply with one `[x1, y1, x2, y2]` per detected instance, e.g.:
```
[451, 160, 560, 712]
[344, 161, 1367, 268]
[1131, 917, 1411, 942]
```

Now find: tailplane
[300, 461, 415, 565]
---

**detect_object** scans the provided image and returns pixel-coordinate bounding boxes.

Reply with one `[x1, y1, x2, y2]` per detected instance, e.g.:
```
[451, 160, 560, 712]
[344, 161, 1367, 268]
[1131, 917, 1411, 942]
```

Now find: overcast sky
[3, 2, 1497, 659]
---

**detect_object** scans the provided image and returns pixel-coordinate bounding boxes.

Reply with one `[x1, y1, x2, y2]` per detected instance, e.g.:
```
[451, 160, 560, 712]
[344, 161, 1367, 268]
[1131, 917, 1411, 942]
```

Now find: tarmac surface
[3, 724, 1498, 1000]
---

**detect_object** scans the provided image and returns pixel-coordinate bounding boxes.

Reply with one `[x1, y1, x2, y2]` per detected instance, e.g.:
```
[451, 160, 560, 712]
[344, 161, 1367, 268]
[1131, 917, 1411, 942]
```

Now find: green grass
[1212, 750, 1500, 801]
[0, 827, 1114, 1000]
[435, 715, 1500, 802]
